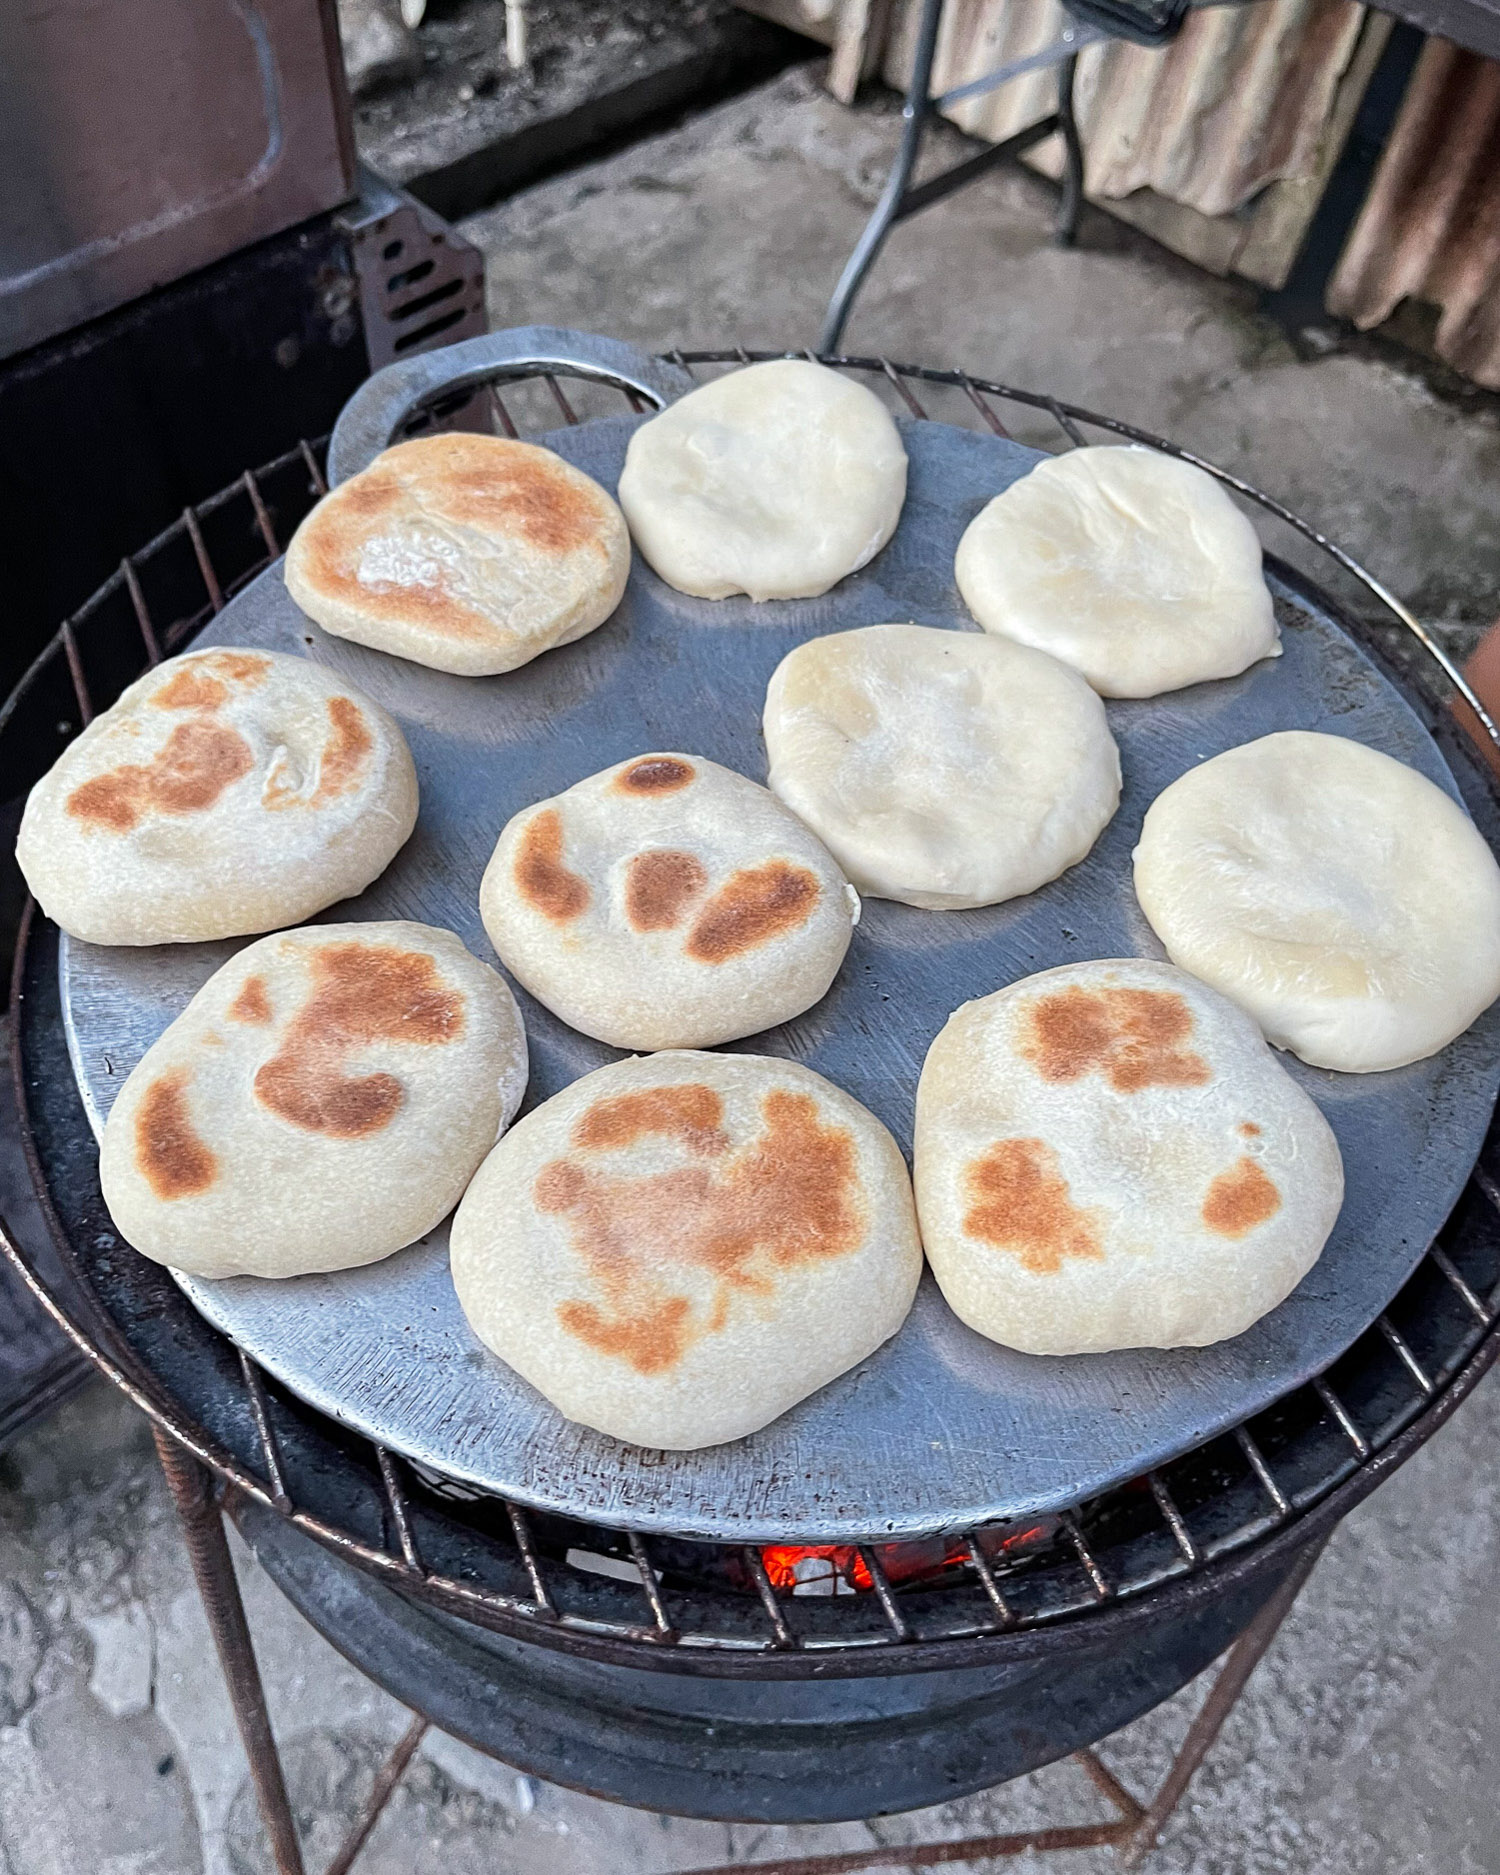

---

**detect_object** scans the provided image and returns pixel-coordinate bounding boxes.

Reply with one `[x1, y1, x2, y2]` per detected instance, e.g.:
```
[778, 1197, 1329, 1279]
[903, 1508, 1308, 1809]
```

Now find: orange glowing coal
[762, 1545, 873, 1592]
[761, 1525, 1053, 1595]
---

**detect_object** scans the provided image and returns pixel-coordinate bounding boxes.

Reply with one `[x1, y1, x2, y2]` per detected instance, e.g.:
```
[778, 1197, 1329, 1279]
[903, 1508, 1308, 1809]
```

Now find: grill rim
[3, 340, 1499, 1680]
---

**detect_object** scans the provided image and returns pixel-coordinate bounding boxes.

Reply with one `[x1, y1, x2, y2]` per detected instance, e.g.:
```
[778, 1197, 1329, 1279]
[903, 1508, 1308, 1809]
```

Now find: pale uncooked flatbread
[915, 959, 1344, 1354]
[284, 434, 630, 676]
[17, 649, 417, 946]
[451, 1050, 922, 1448]
[954, 445, 1279, 698]
[763, 623, 1121, 910]
[100, 922, 527, 1279]
[616, 360, 907, 601]
[480, 753, 858, 1050]
[1133, 731, 1500, 1072]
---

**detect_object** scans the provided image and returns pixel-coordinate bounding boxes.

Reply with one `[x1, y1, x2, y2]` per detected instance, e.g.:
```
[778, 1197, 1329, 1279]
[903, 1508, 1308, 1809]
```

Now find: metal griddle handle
[326, 326, 698, 485]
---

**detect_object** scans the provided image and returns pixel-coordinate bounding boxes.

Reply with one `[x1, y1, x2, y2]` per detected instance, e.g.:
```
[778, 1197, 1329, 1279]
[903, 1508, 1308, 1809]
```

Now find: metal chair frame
[821, 0, 1105, 350]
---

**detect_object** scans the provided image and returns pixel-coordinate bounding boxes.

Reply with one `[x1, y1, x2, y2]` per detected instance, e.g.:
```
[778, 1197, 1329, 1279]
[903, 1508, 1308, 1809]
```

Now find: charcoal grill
[4, 339, 1500, 1875]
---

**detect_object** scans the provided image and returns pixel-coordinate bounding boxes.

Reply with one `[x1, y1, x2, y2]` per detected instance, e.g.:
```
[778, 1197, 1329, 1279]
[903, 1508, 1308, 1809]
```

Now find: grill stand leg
[1054, 53, 1085, 246]
[669, 1539, 1328, 1875]
[153, 1430, 307, 1875]
[1116, 1534, 1327, 1869]
[819, 0, 942, 353]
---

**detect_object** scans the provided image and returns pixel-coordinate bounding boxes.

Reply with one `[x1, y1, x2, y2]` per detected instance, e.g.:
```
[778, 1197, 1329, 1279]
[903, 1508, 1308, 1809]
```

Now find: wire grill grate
[3, 350, 1499, 1673]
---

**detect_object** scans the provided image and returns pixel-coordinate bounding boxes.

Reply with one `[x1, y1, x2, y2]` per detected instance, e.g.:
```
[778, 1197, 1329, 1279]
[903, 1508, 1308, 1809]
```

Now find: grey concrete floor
[4, 60, 1500, 1875]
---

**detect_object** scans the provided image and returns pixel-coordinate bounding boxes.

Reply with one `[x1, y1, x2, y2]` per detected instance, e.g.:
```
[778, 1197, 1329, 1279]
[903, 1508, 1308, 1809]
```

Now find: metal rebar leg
[324, 1714, 430, 1875]
[1116, 1537, 1328, 1869]
[153, 1429, 307, 1875]
[1054, 53, 1084, 246]
[669, 1540, 1326, 1875]
[820, 0, 944, 352]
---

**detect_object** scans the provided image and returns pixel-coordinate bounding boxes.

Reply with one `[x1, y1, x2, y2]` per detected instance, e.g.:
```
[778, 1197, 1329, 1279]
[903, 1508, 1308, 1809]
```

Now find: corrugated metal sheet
[880, 0, 1383, 285]
[887, 0, 1368, 212]
[1327, 37, 1500, 388]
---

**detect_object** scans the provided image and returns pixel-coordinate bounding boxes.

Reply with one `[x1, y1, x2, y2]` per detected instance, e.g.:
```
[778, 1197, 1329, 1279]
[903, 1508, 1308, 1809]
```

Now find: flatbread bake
[763, 622, 1121, 909]
[954, 444, 1279, 698]
[16, 648, 417, 945]
[451, 1050, 923, 1448]
[616, 359, 907, 601]
[915, 959, 1344, 1354]
[284, 434, 630, 676]
[1133, 730, 1500, 1072]
[100, 921, 527, 1278]
[480, 752, 859, 1049]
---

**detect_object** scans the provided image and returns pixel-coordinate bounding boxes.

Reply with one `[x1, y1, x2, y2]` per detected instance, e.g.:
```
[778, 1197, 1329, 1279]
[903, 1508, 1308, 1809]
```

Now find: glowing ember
[760, 1525, 1054, 1596]
[762, 1545, 873, 1593]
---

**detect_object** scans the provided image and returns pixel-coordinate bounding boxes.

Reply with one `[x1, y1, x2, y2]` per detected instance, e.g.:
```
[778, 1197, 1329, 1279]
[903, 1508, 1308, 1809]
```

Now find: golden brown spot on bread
[228, 977, 272, 1025]
[446, 455, 601, 555]
[312, 697, 373, 804]
[540, 1087, 864, 1374]
[626, 849, 707, 931]
[1022, 985, 1210, 1094]
[556, 1295, 695, 1377]
[964, 1137, 1103, 1275]
[573, 1084, 729, 1157]
[515, 809, 589, 922]
[253, 942, 464, 1138]
[617, 757, 695, 795]
[389, 434, 602, 556]
[136, 1070, 218, 1200]
[1239, 1121, 1262, 1138]
[154, 667, 227, 711]
[210, 652, 272, 684]
[1202, 1156, 1281, 1238]
[330, 468, 404, 521]
[685, 862, 819, 964]
[152, 653, 270, 711]
[67, 719, 254, 832]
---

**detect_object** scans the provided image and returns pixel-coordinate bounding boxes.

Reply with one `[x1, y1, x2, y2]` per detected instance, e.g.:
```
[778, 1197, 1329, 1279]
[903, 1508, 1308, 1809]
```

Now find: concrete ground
[4, 60, 1500, 1875]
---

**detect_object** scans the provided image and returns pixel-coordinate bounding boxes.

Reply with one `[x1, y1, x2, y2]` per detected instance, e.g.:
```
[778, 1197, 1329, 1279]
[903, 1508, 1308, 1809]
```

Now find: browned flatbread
[451, 1051, 923, 1447]
[284, 434, 630, 676]
[99, 921, 528, 1278]
[16, 648, 417, 945]
[914, 959, 1344, 1354]
[479, 752, 858, 1049]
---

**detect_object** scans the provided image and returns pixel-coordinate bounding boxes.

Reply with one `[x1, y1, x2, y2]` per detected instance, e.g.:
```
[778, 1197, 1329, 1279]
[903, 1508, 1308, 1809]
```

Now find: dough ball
[1133, 730, 1500, 1072]
[480, 753, 858, 1050]
[763, 623, 1121, 910]
[616, 359, 907, 600]
[100, 922, 527, 1279]
[284, 434, 630, 676]
[17, 649, 417, 946]
[954, 444, 1279, 698]
[451, 1050, 922, 1448]
[915, 959, 1344, 1354]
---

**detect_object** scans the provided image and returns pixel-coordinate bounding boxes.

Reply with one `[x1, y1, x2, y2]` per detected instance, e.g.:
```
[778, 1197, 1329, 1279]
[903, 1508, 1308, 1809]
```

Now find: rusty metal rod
[674, 1819, 1135, 1875]
[1075, 1746, 1145, 1823]
[152, 1428, 306, 1875]
[323, 1713, 429, 1875]
[1117, 1538, 1328, 1870]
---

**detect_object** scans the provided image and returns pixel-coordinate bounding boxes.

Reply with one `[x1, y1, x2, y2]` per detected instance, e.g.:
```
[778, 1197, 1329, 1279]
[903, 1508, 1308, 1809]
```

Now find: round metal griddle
[59, 330, 1500, 1543]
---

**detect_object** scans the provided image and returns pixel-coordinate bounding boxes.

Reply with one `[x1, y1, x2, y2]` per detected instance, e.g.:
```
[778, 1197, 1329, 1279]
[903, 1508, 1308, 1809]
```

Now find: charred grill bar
[4, 351, 1500, 1872]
